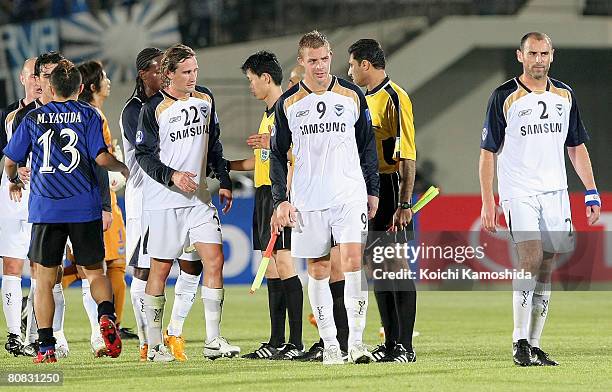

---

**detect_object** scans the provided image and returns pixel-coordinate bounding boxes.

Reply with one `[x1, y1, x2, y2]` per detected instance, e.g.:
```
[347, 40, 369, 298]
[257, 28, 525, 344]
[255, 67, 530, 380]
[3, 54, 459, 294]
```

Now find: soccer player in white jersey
[0, 58, 41, 357]
[135, 44, 239, 362]
[479, 32, 600, 367]
[121, 48, 204, 361]
[270, 31, 380, 365]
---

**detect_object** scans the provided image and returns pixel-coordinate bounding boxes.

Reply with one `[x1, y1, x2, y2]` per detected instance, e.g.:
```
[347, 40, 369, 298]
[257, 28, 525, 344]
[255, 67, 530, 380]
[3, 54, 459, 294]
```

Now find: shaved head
[21, 58, 37, 75]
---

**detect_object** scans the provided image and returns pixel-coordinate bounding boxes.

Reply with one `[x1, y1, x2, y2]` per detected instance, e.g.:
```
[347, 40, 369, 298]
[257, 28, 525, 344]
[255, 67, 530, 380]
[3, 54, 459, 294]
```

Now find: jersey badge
[334, 104, 344, 116]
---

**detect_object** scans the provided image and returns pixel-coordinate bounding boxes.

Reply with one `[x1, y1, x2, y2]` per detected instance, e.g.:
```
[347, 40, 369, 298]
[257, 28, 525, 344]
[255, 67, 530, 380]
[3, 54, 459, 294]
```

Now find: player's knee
[2, 259, 24, 276]
[273, 251, 295, 278]
[178, 260, 203, 276]
[341, 253, 362, 272]
[265, 261, 280, 279]
[203, 251, 223, 273]
[133, 267, 150, 281]
[107, 258, 127, 274]
[308, 259, 331, 280]
[150, 260, 172, 281]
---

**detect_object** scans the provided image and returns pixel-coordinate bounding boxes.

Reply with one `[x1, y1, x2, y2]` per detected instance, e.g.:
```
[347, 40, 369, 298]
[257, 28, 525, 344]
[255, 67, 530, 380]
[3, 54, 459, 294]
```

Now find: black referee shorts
[368, 172, 414, 247]
[253, 185, 291, 251]
[29, 220, 105, 267]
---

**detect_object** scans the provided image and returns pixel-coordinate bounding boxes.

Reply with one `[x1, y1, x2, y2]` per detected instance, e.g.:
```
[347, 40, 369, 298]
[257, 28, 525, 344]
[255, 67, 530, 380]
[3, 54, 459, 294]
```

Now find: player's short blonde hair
[298, 30, 330, 58]
[160, 44, 196, 88]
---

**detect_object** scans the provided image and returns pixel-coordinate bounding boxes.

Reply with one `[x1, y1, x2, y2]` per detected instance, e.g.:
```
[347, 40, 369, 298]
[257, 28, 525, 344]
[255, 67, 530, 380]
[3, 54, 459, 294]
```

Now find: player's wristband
[8, 173, 22, 185]
[585, 189, 601, 207]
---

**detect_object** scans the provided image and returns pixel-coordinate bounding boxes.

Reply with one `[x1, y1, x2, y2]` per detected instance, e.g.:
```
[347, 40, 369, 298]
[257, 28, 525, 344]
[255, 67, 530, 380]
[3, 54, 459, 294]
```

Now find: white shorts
[501, 189, 574, 253]
[142, 204, 222, 260]
[0, 218, 32, 260]
[127, 217, 200, 268]
[291, 201, 368, 258]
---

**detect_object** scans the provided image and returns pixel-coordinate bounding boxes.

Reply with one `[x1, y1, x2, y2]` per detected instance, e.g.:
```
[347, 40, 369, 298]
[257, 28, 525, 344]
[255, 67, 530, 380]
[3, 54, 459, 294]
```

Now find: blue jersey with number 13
[3, 100, 107, 223]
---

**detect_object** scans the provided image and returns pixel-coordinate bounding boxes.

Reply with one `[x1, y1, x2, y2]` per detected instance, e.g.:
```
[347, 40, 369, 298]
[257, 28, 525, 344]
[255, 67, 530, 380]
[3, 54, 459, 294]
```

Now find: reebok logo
[5, 293, 11, 306]
[518, 109, 532, 117]
[296, 110, 309, 118]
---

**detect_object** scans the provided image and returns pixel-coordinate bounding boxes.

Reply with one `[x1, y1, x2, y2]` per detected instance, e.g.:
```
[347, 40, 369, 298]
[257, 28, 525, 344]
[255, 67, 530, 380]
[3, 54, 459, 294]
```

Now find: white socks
[344, 270, 368, 347]
[130, 277, 148, 346]
[168, 272, 200, 337]
[307, 275, 338, 348]
[1, 275, 22, 335]
[52, 283, 65, 333]
[512, 277, 536, 342]
[25, 278, 38, 343]
[144, 294, 165, 348]
[529, 281, 551, 348]
[81, 279, 100, 339]
[201, 287, 223, 342]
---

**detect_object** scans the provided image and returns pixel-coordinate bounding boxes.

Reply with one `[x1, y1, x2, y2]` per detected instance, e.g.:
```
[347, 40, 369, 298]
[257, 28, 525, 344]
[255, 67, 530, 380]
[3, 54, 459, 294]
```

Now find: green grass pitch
[1, 287, 611, 391]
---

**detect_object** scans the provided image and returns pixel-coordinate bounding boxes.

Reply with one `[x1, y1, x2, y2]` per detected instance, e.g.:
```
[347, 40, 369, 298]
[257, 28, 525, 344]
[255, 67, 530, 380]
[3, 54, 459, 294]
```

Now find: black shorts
[253, 185, 291, 251]
[29, 219, 105, 267]
[367, 172, 414, 248]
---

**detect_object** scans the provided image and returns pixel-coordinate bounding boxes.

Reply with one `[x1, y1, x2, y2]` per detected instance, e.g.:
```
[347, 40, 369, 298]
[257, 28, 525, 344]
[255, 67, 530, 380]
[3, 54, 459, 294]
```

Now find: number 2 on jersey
[37, 128, 81, 174]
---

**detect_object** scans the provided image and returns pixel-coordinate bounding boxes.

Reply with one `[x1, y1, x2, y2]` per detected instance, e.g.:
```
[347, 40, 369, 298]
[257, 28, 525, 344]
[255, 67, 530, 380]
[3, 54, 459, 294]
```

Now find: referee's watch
[397, 201, 412, 210]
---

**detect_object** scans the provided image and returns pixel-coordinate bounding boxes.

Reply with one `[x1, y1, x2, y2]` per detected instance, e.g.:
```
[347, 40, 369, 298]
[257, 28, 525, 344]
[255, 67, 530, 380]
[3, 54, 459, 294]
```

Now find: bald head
[20, 57, 42, 102]
[21, 58, 37, 76]
[287, 65, 305, 89]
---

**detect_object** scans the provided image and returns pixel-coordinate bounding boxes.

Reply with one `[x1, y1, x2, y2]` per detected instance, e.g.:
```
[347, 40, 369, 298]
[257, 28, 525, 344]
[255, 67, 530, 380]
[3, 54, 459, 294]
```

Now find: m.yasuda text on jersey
[135, 86, 231, 210]
[270, 76, 379, 211]
[3, 100, 108, 223]
[480, 77, 588, 201]
[365, 76, 416, 174]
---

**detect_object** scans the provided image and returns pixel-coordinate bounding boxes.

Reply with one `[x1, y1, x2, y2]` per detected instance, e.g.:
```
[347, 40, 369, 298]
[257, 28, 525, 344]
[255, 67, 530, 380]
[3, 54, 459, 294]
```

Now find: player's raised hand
[586, 204, 600, 225]
[481, 201, 497, 232]
[275, 201, 297, 230]
[219, 188, 233, 214]
[367, 195, 379, 219]
[8, 182, 24, 202]
[172, 171, 198, 193]
[246, 133, 270, 150]
[17, 167, 31, 184]
[102, 210, 112, 232]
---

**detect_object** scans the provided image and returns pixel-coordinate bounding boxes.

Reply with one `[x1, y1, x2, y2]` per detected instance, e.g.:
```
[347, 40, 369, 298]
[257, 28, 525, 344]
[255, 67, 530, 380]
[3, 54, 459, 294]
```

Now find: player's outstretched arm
[229, 157, 255, 172]
[479, 149, 497, 232]
[95, 151, 129, 179]
[568, 144, 600, 225]
[246, 132, 270, 150]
